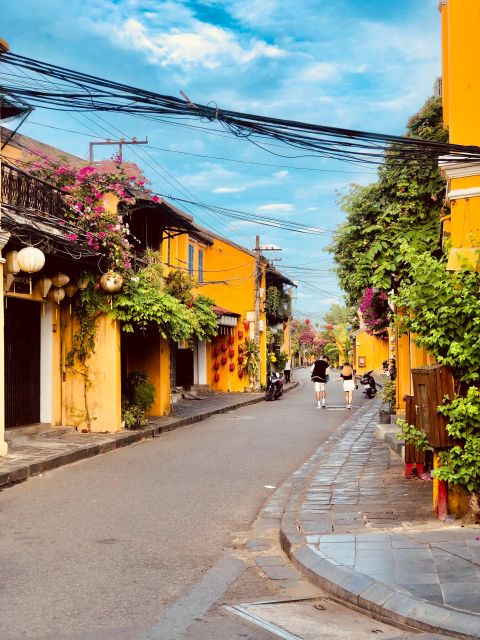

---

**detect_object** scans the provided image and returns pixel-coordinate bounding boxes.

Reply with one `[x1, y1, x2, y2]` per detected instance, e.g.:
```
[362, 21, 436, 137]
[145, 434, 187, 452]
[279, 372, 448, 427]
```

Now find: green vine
[396, 418, 432, 452]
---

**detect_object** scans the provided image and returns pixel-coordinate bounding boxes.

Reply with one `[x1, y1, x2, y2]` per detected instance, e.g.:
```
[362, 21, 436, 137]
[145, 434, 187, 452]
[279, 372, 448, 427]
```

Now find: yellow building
[1, 125, 294, 452]
[438, 0, 480, 270]
[352, 328, 389, 375]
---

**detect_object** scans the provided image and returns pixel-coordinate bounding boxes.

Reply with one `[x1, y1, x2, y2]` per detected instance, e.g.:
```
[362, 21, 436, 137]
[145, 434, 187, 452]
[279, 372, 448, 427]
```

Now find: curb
[279, 403, 480, 640]
[0, 382, 299, 490]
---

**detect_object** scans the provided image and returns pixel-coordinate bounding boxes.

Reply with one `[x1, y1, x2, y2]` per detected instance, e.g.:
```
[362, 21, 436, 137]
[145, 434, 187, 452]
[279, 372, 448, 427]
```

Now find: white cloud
[212, 186, 246, 193]
[300, 62, 339, 82]
[103, 17, 285, 70]
[273, 170, 288, 179]
[257, 203, 294, 213]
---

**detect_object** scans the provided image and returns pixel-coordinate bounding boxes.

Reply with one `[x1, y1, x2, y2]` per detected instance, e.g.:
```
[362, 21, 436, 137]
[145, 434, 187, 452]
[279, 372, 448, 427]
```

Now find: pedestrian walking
[336, 362, 355, 409]
[284, 358, 291, 383]
[311, 355, 330, 408]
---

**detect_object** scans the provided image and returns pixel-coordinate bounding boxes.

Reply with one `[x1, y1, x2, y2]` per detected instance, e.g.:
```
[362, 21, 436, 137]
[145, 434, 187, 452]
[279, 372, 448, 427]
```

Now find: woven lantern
[221, 342, 227, 352]
[214, 373, 220, 383]
[213, 361, 220, 370]
[47, 287, 65, 305]
[238, 370, 244, 379]
[37, 276, 52, 298]
[100, 272, 124, 293]
[238, 330, 243, 340]
[77, 274, 90, 290]
[228, 335, 235, 345]
[221, 356, 227, 365]
[64, 282, 78, 314]
[51, 272, 70, 288]
[229, 348, 235, 358]
[5, 251, 19, 274]
[229, 363, 235, 372]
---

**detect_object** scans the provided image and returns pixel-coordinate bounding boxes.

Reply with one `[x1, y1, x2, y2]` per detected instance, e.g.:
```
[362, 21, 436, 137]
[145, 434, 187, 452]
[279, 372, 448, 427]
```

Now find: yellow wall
[353, 330, 389, 373]
[441, 0, 480, 145]
[63, 312, 122, 432]
[439, 0, 480, 270]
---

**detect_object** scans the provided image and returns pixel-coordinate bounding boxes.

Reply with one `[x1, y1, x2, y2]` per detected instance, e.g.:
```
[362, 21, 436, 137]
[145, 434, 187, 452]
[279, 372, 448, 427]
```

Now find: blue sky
[2, 0, 441, 321]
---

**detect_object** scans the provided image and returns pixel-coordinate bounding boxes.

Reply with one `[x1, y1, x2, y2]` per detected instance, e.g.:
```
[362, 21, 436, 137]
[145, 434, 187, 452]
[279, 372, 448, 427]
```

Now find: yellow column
[0, 231, 10, 455]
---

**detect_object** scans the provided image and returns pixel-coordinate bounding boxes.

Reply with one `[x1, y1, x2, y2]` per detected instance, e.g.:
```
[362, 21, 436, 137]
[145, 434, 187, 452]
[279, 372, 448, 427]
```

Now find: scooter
[265, 371, 284, 400]
[360, 370, 377, 398]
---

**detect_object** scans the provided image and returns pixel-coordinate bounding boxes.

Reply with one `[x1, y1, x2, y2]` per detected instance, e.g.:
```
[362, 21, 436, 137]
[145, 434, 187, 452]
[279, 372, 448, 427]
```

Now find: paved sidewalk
[280, 401, 480, 639]
[0, 382, 296, 489]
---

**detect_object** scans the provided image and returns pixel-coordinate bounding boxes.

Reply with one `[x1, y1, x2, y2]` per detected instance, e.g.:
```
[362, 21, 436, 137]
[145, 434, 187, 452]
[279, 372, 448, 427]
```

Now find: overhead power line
[2, 51, 479, 166]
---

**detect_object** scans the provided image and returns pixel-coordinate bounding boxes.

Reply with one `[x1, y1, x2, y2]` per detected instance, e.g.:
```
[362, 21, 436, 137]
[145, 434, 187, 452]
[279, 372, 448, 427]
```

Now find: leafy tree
[328, 97, 447, 306]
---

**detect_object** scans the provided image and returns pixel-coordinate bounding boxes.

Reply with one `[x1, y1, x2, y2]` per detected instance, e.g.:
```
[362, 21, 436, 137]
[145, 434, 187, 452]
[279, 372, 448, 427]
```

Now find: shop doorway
[5, 298, 41, 427]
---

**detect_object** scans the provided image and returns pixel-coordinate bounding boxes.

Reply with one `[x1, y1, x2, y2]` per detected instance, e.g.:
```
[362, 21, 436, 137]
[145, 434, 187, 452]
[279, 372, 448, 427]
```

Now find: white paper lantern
[100, 272, 124, 293]
[37, 276, 52, 298]
[5, 251, 19, 274]
[51, 272, 70, 288]
[17, 247, 45, 274]
[47, 287, 65, 304]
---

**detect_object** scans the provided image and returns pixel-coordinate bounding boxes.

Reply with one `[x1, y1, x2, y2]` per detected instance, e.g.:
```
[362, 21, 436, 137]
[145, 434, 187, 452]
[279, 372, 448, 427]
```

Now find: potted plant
[379, 378, 396, 423]
[122, 370, 156, 429]
[241, 338, 260, 391]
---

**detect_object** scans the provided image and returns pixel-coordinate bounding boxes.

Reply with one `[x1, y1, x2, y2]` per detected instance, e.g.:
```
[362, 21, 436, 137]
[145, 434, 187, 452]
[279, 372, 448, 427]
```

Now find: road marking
[140, 553, 245, 640]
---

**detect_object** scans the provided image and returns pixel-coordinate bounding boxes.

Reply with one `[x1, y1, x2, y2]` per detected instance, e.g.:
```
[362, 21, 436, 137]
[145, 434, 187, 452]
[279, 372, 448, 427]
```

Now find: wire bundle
[2, 51, 480, 166]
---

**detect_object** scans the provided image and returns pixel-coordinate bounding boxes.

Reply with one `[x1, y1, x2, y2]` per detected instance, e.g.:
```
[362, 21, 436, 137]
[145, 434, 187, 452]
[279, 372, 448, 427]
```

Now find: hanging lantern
[47, 287, 65, 304]
[221, 356, 227, 365]
[64, 283, 78, 299]
[221, 343, 227, 352]
[214, 373, 220, 383]
[229, 348, 235, 358]
[243, 321, 250, 330]
[305, 319, 310, 325]
[238, 344, 244, 354]
[77, 274, 90, 290]
[213, 361, 220, 370]
[238, 355, 244, 365]
[213, 347, 220, 357]
[37, 276, 52, 298]
[17, 246, 45, 293]
[228, 335, 235, 345]
[326, 324, 333, 330]
[238, 330, 244, 340]
[51, 272, 70, 288]
[17, 246, 45, 273]
[4, 273, 14, 292]
[100, 272, 124, 293]
[238, 370, 244, 379]
[5, 251, 19, 274]
[64, 283, 78, 314]
[229, 363, 235, 372]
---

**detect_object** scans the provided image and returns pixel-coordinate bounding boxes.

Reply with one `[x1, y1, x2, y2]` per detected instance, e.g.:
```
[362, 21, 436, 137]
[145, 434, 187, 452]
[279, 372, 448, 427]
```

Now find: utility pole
[253, 235, 282, 390]
[89, 137, 148, 164]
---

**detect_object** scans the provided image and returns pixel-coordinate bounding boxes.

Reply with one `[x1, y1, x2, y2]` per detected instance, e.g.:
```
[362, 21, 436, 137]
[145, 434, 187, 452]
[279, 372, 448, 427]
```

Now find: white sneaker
[317, 402, 321, 408]
[322, 403, 326, 408]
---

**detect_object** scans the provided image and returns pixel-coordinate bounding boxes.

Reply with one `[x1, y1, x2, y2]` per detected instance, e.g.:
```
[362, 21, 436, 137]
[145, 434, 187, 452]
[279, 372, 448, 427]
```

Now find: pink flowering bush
[359, 287, 390, 337]
[29, 156, 153, 274]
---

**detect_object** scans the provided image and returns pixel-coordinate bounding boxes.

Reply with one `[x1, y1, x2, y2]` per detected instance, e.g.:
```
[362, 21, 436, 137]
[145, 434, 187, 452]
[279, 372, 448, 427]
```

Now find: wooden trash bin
[411, 364, 455, 448]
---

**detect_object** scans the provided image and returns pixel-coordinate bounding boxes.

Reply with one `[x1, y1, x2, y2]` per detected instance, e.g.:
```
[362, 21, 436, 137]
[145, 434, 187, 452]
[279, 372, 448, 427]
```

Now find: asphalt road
[0, 369, 372, 640]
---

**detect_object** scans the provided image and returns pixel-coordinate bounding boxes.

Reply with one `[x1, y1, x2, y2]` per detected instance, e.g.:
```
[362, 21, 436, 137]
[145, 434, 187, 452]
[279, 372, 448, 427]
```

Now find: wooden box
[411, 365, 454, 448]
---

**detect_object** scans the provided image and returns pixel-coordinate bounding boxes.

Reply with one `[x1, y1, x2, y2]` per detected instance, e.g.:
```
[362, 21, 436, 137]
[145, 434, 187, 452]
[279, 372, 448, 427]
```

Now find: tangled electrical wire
[2, 50, 480, 166]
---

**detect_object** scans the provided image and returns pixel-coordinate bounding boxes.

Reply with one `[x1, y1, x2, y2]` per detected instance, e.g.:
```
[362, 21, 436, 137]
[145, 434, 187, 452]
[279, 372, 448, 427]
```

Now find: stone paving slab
[280, 401, 480, 639]
[0, 383, 297, 489]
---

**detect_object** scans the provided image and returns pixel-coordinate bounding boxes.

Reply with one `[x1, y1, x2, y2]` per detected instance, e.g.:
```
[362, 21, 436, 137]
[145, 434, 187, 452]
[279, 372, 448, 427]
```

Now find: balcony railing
[1, 161, 66, 219]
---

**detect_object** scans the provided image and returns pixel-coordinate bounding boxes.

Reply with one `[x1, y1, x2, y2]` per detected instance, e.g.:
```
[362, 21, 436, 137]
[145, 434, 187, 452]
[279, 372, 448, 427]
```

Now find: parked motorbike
[360, 370, 377, 398]
[265, 371, 284, 400]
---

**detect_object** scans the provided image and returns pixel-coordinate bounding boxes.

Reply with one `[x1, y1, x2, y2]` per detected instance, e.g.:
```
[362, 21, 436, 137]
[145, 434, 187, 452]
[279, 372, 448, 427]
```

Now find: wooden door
[5, 298, 41, 427]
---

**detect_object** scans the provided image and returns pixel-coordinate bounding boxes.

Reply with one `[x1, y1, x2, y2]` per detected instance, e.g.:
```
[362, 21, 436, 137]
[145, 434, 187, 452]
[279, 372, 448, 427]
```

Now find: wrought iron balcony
[1, 161, 66, 219]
